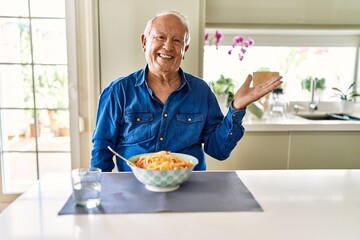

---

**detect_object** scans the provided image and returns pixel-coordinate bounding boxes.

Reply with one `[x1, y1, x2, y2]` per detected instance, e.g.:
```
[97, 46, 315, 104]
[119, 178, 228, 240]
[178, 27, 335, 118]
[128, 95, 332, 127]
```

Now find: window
[0, 0, 71, 194]
[203, 29, 360, 103]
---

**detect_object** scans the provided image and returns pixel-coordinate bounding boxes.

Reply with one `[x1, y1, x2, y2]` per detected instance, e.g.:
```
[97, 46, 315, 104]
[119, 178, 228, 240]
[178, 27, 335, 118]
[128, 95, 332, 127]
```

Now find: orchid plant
[204, 30, 254, 61]
[204, 30, 223, 50]
[205, 31, 254, 107]
[332, 82, 360, 102]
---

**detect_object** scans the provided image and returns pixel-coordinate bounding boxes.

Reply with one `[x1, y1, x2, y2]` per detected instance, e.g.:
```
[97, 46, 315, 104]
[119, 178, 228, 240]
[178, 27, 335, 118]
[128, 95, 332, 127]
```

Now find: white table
[1, 170, 360, 240]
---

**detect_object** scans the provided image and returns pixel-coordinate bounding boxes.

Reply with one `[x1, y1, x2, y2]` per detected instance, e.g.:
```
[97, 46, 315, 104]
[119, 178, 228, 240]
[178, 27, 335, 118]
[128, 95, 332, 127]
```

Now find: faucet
[294, 104, 305, 114]
[309, 78, 318, 112]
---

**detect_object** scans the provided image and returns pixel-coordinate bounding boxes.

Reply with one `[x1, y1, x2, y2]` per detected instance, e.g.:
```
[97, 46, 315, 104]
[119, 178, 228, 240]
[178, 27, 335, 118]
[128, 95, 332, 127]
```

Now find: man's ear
[141, 34, 146, 51]
[185, 45, 190, 52]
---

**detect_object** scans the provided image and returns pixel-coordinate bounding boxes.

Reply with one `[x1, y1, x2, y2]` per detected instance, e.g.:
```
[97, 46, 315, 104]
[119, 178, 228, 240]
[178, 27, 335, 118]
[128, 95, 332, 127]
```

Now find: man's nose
[163, 38, 174, 49]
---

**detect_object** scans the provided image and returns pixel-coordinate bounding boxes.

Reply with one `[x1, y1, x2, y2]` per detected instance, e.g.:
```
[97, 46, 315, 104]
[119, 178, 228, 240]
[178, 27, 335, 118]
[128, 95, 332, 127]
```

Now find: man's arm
[91, 85, 122, 172]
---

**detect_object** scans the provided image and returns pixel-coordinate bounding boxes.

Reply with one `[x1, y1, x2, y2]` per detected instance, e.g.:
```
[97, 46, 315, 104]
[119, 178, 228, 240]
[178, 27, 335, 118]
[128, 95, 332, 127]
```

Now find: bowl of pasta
[127, 151, 198, 192]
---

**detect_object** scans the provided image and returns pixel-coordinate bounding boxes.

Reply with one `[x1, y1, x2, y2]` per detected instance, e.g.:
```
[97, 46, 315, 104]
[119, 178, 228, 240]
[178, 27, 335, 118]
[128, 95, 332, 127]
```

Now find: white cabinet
[206, 132, 289, 170]
[289, 132, 360, 169]
[206, 131, 360, 170]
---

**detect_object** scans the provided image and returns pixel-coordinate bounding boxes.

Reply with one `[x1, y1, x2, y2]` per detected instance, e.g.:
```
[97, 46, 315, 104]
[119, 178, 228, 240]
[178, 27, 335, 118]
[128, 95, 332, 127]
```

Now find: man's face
[141, 14, 189, 75]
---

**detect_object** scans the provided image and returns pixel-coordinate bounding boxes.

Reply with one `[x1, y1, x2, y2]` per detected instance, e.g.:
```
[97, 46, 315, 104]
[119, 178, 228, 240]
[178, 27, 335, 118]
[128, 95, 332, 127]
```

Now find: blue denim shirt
[91, 66, 246, 171]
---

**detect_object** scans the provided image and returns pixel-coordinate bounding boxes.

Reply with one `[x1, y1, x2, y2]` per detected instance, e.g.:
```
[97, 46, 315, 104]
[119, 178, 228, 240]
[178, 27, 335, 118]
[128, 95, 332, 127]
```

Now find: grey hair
[143, 10, 191, 45]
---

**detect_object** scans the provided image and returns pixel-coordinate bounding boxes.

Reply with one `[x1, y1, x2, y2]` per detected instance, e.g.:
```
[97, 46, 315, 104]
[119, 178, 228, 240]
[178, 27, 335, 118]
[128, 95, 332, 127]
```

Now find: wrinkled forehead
[151, 14, 187, 38]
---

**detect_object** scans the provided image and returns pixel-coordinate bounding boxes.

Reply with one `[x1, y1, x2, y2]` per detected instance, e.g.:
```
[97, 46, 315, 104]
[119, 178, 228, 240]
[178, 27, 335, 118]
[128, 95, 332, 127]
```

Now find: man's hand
[232, 74, 283, 110]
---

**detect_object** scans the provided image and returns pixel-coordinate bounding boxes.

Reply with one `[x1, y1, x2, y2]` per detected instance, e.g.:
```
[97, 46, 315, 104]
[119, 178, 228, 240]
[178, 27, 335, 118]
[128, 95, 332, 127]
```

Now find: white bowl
[127, 153, 198, 192]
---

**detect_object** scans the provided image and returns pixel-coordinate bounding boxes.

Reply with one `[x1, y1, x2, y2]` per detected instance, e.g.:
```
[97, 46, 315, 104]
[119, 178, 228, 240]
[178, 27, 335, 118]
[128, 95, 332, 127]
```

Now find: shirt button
[136, 118, 140, 122]
[229, 132, 233, 136]
[164, 113, 168, 117]
[159, 137, 164, 141]
[232, 114, 236, 117]
[188, 118, 192, 122]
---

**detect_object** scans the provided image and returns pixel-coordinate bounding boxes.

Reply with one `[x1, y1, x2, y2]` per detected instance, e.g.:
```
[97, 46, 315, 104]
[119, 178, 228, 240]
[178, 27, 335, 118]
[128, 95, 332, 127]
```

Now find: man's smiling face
[141, 14, 189, 75]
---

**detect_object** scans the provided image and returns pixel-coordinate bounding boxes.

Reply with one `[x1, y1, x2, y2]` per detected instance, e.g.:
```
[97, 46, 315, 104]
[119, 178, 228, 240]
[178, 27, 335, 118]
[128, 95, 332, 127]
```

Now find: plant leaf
[331, 87, 344, 94]
[346, 82, 356, 92]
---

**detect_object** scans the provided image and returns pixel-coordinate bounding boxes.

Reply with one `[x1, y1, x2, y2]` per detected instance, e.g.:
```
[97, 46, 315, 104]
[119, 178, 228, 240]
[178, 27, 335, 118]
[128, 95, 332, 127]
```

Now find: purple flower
[204, 33, 209, 41]
[232, 35, 244, 46]
[204, 30, 254, 62]
[215, 31, 223, 49]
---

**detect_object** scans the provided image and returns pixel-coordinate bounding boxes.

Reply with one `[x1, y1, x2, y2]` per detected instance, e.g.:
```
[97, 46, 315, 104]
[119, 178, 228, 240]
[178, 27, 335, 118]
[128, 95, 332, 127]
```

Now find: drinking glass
[71, 167, 102, 208]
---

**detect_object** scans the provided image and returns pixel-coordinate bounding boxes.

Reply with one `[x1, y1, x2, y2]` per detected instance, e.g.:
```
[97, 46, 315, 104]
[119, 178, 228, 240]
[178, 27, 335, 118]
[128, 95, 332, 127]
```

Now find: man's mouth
[158, 53, 173, 59]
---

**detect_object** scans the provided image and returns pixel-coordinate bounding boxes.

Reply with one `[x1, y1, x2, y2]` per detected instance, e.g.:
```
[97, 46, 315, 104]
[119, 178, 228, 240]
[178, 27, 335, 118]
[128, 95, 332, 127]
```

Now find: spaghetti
[134, 151, 193, 170]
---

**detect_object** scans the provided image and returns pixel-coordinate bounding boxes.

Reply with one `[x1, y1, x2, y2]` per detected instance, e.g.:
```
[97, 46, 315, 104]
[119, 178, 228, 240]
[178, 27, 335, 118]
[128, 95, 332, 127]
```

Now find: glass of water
[71, 167, 102, 208]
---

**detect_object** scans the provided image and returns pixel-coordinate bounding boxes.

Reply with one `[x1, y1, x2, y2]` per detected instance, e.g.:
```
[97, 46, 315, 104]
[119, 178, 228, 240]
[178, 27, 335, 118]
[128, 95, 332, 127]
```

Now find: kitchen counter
[243, 113, 360, 131]
[1, 170, 359, 240]
[206, 112, 360, 170]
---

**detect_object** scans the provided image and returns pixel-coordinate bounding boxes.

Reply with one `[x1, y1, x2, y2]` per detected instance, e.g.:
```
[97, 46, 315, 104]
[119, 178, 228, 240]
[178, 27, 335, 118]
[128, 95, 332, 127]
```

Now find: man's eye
[157, 36, 166, 40]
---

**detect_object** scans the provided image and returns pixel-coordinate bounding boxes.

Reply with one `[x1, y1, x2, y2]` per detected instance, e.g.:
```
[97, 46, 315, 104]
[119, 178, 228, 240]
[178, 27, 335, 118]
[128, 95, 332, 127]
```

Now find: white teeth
[159, 53, 172, 59]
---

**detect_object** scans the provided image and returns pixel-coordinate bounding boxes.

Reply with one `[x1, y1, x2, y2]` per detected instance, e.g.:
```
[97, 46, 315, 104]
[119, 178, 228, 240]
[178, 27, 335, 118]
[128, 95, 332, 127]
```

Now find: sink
[296, 113, 360, 121]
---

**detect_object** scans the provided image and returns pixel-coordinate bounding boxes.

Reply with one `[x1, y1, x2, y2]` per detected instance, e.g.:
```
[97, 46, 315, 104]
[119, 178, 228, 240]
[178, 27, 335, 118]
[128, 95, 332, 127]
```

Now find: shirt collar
[134, 66, 147, 87]
[135, 65, 191, 91]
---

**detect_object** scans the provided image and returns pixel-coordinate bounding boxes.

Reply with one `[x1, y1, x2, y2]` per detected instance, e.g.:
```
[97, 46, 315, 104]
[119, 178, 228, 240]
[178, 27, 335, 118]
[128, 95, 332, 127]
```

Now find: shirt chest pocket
[123, 112, 153, 143]
[176, 113, 204, 145]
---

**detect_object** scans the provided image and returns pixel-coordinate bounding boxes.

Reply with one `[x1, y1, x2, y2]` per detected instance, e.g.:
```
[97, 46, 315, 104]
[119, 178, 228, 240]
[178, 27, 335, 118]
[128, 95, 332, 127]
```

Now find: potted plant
[57, 110, 70, 137]
[332, 82, 360, 113]
[252, 68, 279, 111]
[332, 82, 360, 101]
[23, 68, 69, 136]
[253, 69, 280, 87]
[301, 76, 326, 92]
[24, 109, 42, 138]
[209, 75, 236, 108]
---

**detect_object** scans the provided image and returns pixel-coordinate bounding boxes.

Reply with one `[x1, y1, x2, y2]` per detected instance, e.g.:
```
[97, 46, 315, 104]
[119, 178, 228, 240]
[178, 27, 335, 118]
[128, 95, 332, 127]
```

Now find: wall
[98, 0, 205, 90]
[206, 0, 360, 27]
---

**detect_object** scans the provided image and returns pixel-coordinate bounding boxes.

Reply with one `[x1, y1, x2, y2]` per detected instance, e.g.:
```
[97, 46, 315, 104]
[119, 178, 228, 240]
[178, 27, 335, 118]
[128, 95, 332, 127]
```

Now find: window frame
[0, 0, 80, 202]
[204, 27, 360, 101]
